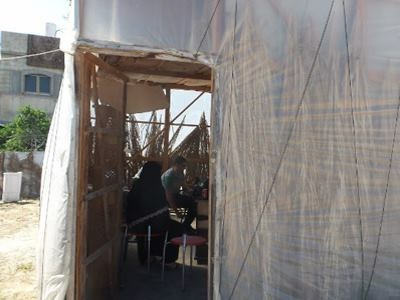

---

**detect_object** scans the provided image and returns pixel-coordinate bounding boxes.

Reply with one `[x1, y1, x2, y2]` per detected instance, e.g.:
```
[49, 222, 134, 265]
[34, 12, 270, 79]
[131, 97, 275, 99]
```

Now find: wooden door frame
[74, 51, 128, 300]
[207, 69, 216, 300]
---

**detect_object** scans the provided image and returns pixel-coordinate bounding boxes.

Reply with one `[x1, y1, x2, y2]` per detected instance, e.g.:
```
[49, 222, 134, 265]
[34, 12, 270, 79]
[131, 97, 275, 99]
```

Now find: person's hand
[175, 209, 184, 219]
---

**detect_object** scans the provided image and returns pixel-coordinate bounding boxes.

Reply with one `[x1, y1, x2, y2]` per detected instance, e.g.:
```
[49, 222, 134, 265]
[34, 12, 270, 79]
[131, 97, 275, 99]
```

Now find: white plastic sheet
[37, 53, 77, 300]
[211, 1, 400, 299]
[38, 0, 400, 299]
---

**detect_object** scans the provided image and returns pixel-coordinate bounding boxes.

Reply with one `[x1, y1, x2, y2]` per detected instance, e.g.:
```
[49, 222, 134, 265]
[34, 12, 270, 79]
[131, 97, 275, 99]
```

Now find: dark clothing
[126, 178, 168, 225]
[175, 194, 197, 229]
[161, 168, 197, 230]
[126, 175, 182, 264]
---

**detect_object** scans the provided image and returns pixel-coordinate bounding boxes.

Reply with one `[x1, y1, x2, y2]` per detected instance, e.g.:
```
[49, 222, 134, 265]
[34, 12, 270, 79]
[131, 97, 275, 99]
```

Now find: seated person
[126, 161, 182, 265]
[161, 156, 197, 233]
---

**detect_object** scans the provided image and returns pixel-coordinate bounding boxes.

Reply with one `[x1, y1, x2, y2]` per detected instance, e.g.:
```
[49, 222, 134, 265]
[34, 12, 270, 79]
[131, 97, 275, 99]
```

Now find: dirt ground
[0, 200, 208, 300]
[0, 199, 39, 300]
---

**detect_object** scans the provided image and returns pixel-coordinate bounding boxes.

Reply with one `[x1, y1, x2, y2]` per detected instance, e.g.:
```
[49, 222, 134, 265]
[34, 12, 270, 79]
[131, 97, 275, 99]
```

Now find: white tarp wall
[38, 0, 400, 299]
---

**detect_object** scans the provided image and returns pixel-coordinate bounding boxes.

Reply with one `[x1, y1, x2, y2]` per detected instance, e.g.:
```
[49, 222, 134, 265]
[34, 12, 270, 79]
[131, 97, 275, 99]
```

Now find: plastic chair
[122, 224, 168, 273]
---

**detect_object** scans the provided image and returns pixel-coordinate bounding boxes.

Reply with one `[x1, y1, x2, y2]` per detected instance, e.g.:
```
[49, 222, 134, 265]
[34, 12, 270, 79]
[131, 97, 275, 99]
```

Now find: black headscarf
[126, 161, 167, 223]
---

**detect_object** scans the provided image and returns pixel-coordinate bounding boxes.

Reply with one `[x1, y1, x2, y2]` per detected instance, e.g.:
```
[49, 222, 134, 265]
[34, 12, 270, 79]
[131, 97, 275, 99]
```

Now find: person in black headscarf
[126, 161, 182, 265]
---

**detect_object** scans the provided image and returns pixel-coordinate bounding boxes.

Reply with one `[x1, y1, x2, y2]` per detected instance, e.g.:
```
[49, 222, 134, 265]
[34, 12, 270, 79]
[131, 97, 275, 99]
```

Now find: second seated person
[161, 156, 197, 233]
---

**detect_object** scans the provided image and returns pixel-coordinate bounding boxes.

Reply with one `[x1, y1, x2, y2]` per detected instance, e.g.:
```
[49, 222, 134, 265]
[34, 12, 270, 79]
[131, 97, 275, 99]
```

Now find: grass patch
[16, 262, 34, 272]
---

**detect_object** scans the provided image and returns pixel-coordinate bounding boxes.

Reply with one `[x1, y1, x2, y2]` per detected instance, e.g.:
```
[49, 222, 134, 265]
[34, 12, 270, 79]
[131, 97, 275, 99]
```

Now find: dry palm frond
[125, 111, 210, 189]
[171, 113, 209, 185]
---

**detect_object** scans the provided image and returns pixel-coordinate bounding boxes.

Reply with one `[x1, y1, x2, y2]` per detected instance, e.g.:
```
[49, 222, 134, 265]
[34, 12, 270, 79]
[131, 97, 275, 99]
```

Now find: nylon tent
[37, 0, 400, 299]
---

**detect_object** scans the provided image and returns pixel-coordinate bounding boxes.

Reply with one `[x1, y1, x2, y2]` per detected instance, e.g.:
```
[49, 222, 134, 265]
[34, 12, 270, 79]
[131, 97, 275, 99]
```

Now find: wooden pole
[162, 89, 171, 171]
[125, 119, 210, 128]
[75, 51, 92, 300]
[208, 68, 215, 300]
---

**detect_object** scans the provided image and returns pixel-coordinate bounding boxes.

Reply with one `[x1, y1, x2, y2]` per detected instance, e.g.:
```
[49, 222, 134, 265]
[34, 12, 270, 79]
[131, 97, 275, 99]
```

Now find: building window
[24, 74, 51, 94]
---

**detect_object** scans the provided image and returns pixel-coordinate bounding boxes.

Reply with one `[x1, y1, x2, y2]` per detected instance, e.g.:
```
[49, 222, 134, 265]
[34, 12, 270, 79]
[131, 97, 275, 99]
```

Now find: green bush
[0, 106, 50, 151]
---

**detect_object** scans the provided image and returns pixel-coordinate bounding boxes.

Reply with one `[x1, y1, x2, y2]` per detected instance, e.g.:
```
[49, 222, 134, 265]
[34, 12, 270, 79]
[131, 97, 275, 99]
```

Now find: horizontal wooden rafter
[122, 66, 210, 81]
[125, 119, 210, 128]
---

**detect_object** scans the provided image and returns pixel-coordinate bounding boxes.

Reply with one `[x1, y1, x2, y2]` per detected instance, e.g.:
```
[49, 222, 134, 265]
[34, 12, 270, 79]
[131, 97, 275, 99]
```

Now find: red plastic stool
[162, 234, 207, 289]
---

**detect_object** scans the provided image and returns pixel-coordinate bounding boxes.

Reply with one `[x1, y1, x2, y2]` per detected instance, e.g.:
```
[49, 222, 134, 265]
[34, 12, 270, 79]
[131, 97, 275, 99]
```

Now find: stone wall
[0, 151, 44, 199]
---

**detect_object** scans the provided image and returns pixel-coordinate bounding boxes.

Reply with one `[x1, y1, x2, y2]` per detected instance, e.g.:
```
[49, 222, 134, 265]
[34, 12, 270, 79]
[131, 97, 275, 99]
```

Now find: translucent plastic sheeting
[37, 54, 77, 300]
[78, 0, 231, 63]
[39, 0, 400, 299]
[211, 1, 400, 299]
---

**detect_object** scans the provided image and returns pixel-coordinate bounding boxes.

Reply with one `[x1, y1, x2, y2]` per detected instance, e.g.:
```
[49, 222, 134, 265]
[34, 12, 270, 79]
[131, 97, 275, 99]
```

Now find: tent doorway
[74, 51, 214, 300]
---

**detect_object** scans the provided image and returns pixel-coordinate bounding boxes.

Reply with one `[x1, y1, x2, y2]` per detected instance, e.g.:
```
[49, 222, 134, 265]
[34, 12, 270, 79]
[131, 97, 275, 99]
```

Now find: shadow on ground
[118, 243, 207, 300]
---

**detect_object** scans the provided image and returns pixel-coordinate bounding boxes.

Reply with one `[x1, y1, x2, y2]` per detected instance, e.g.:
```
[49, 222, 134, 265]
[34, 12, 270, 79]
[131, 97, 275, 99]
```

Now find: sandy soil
[0, 200, 39, 300]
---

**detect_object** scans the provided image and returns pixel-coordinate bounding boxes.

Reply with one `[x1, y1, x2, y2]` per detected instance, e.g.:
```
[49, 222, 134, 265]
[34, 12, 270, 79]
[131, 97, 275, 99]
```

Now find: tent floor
[117, 242, 208, 300]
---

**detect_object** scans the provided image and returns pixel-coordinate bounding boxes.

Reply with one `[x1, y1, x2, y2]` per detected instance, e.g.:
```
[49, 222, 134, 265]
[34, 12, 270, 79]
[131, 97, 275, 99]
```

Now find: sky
[0, 0, 69, 36]
[0, 0, 211, 145]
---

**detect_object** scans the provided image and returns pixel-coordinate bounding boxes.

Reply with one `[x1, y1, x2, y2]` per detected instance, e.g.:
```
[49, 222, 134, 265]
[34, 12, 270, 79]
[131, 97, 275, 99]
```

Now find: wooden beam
[122, 66, 211, 81]
[84, 52, 129, 82]
[84, 236, 117, 265]
[125, 119, 210, 128]
[127, 155, 208, 164]
[160, 83, 211, 92]
[131, 79, 211, 92]
[162, 89, 171, 171]
[86, 127, 123, 136]
[75, 51, 92, 300]
[208, 68, 215, 300]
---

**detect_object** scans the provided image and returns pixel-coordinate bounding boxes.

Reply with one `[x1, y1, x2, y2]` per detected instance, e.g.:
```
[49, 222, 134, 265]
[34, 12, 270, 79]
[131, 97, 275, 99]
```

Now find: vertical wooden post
[208, 69, 215, 300]
[162, 88, 171, 171]
[75, 51, 92, 300]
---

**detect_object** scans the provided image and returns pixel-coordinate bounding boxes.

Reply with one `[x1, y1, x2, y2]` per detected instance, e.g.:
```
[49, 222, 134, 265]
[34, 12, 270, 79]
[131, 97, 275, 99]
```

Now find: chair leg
[182, 234, 187, 290]
[147, 225, 151, 273]
[161, 231, 169, 281]
[190, 245, 193, 271]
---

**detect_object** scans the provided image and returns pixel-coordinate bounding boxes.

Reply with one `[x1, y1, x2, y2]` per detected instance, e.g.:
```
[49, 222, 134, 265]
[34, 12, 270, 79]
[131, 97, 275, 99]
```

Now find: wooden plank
[85, 127, 123, 136]
[112, 77, 128, 296]
[160, 82, 211, 92]
[84, 236, 117, 266]
[75, 51, 92, 300]
[208, 68, 215, 300]
[162, 89, 171, 171]
[76, 51, 128, 300]
[127, 155, 208, 164]
[121, 65, 211, 81]
[125, 119, 210, 128]
[84, 52, 129, 82]
[85, 183, 123, 201]
[131, 79, 211, 92]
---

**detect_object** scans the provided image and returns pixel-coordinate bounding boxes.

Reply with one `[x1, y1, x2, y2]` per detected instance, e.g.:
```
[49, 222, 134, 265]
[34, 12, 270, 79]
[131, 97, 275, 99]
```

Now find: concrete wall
[0, 31, 63, 123]
[0, 151, 44, 199]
